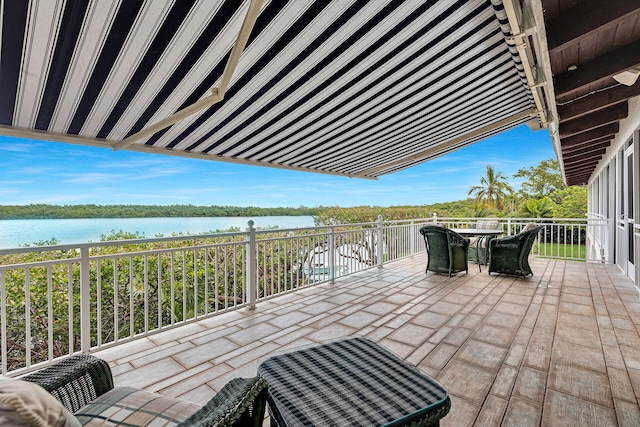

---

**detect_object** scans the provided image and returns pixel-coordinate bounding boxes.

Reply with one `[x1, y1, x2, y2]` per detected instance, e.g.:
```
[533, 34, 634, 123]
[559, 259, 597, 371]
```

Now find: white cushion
[0, 376, 81, 427]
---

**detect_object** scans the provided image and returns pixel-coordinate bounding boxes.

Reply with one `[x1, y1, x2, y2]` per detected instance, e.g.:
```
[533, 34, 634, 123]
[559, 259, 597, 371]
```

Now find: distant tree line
[314, 159, 587, 225]
[313, 201, 477, 225]
[0, 204, 320, 219]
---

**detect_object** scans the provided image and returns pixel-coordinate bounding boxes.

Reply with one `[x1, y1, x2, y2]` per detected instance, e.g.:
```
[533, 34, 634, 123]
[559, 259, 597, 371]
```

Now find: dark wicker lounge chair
[20, 354, 267, 426]
[419, 225, 470, 277]
[488, 224, 544, 278]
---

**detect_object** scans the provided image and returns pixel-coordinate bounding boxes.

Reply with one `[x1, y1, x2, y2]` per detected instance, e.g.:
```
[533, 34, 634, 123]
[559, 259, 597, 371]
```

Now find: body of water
[0, 216, 315, 249]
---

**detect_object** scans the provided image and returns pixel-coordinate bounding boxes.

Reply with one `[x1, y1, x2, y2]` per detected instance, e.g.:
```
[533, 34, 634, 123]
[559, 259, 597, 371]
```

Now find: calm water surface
[0, 216, 315, 249]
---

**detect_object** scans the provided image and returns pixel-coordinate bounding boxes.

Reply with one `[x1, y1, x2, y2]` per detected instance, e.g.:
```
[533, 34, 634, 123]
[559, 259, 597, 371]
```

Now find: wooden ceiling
[541, 0, 640, 186]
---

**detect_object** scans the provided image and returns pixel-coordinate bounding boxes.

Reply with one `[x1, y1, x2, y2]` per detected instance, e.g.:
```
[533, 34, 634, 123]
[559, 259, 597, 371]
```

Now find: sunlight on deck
[93, 255, 640, 426]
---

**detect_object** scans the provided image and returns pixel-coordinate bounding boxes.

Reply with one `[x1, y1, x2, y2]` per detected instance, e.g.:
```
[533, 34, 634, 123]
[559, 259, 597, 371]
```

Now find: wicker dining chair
[419, 225, 470, 277]
[487, 224, 544, 278]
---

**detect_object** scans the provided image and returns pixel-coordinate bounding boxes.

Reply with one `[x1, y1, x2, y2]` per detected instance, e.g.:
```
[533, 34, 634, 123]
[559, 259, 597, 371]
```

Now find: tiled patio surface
[93, 255, 640, 426]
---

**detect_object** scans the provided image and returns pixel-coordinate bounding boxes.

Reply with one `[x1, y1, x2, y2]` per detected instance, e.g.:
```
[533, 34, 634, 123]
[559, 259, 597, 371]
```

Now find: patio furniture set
[419, 221, 544, 278]
[1, 338, 450, 426]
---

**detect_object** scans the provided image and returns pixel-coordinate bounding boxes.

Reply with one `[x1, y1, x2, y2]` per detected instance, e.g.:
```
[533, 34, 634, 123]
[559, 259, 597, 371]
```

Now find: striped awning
[0, 0, 538, 179]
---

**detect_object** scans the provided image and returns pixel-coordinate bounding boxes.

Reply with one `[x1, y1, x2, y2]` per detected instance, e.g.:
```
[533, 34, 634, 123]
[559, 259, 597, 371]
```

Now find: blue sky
[0, 124, 555, 207]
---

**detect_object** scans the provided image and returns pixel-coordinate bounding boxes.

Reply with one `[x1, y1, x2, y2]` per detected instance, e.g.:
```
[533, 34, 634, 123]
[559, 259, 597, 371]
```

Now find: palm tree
[468, 165, 514, 211]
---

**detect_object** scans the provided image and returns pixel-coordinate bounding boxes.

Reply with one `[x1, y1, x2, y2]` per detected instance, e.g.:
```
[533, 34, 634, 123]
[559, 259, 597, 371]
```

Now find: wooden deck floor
[93, 255, 640, 426]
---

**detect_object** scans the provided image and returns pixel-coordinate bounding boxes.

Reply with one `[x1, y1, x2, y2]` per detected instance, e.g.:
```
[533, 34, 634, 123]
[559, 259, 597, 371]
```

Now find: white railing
[0, 216, 608, 375]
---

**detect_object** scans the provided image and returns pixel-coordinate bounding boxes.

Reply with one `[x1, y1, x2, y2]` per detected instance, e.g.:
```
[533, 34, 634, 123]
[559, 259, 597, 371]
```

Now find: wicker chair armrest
[177, 376, 267, 427]
[450, 236, 470, 247]
[22, 354, 114, 413]
[490, 226, 543, 250]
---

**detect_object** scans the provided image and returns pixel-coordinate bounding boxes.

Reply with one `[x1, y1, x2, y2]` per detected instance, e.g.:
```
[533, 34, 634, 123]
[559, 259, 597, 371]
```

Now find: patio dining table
[448, 227, 503, 271]
[258, 336, 450, 427]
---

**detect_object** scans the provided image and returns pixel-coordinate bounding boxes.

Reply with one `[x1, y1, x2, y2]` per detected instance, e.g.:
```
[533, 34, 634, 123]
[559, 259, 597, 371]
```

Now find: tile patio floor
[93, 255, 640, 426]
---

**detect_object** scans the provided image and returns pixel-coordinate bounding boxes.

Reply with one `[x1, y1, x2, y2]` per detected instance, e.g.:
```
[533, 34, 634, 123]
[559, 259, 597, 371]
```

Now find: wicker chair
[22, 354, 267, 426]
[419, 225, 470, 277]
[487, 225, 544, 278]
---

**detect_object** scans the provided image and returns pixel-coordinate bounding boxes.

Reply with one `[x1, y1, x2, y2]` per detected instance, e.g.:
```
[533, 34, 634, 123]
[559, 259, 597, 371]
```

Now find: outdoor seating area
[420, 220, 542, 278]
[0, 0, 639, 425]
[51, 254, 637, 427]
[11, 354, 267, 426]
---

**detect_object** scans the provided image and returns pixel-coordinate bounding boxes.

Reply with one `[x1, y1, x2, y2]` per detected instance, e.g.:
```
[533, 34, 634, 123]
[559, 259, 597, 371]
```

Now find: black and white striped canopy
[0, 0, 537, 179]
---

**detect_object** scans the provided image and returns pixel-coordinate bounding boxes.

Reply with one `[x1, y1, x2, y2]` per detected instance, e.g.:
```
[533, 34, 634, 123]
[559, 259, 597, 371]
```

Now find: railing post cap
[247, 220, 255, 228]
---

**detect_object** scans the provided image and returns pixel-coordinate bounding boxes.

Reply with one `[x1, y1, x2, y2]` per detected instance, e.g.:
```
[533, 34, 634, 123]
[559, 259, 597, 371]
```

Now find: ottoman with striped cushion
[258, 337, 450, 427]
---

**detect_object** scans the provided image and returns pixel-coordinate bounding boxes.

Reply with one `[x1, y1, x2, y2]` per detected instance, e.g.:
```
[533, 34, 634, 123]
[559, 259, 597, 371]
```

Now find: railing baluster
[377, 216, 384, 269]
[144, 255, 149, 333]
[233, 245, 238, 306]
[270, 240, 274, 297]
[170, 252, 175, 326]
[25, 269, 31, 367]
[129, 256, 134, 339]
[329, 227, 335, 284]
[67, 264, 73, 354]
[97, 260, 102, 346]
[47, 265, 53, 361]
[182, 250, 187, 322]
[247, 221, 256, 309]
[214, 246, 219, 313]
[223, 246, 228, 309]
[114, 260, 118, 342]
[193, 249, 198, 318]
[204, 248, 209, 315]
[284, 239, 288, 291]
[157, 253, 162, 330]
[1, 270, 6, 374]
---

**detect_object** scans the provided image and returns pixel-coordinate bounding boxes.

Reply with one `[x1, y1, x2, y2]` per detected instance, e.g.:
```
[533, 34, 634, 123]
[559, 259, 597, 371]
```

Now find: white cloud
[62, 173, 125, 184]
[0, 143, 33, 152]
[3, 193, 92, 205]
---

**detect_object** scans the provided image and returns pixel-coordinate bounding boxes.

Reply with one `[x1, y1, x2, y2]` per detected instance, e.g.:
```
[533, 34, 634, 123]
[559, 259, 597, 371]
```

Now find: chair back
[518, 225, 544, 255]
[475, 219, 500, 230]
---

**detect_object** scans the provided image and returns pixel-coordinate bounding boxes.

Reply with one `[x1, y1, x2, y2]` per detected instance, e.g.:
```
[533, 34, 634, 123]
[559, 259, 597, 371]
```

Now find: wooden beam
[560, 123, 618, 149]
[565, 166, 598, 176]
[561, 137, 611, 155]
[563, 146, 609, 161]
[558, 84, 640, 122]
[567, 176, 590, 186]
[568, 174, 591, 180]
[564, 169, 597, 181]
[559, 103, 627, 138]
[567, 171, 592, 180]
[564, 153, 604, 167]
[564, 155, 605, 169]
[565, 157, 600, 168]
[569, 172, 593, 180]
[547, 0, 640, 53]
[562, 142, 610, 159]
[568, 169, 593, 177]
[565, 162, 600, 173]
[553, 39, 640, 97]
